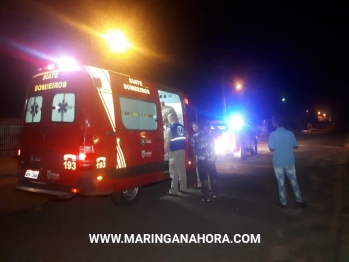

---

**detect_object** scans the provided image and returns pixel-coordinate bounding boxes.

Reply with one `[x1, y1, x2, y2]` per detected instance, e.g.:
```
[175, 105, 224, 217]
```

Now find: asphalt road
[1, 132, 349, 262]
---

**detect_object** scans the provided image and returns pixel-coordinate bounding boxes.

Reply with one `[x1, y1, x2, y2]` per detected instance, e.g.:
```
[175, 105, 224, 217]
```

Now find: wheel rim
[122, 187, 139, 201]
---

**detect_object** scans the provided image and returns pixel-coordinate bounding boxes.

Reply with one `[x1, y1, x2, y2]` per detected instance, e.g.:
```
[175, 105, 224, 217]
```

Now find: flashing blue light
[227, 114, 244, 132]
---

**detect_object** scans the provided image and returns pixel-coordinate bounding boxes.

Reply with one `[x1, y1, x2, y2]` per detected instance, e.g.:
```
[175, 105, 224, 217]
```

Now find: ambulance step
[16, 185, 75, 199]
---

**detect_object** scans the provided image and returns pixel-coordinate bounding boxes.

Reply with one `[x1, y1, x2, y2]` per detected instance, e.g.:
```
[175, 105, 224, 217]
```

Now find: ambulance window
[51, 93, 75, 122]
[120, 97, 157, 130]
[25, 96, 43, 123]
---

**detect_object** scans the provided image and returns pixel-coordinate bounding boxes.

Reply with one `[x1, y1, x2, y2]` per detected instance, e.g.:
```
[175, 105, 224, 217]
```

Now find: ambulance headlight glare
[227, 114, 244, 132]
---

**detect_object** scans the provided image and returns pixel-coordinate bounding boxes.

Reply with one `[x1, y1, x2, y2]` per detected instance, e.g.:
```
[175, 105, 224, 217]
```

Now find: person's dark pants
[197, 160, 218, 199]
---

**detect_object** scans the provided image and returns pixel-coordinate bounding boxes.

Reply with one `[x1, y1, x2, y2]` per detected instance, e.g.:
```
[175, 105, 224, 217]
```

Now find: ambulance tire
[111, 187, 141, 207]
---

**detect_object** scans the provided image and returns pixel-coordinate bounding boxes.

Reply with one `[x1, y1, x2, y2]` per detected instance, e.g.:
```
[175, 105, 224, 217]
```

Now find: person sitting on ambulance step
[164, 113, 187, 196]
[161, 101, 177, 128]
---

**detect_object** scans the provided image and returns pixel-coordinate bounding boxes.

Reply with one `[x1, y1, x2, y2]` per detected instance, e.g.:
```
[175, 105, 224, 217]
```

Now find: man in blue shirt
[268, 116, 307, 208]
[164, 113, 187, 196]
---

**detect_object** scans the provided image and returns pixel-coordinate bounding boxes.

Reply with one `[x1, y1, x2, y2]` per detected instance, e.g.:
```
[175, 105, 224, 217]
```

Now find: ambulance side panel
[92, 72, 167, 193]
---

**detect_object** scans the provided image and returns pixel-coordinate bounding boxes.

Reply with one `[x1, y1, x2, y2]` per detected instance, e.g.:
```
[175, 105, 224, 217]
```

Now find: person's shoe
[165, 191, 178, 196]
[194, 184, 202, 189]
[276, 202, 287, 208]
[202, 198, 210, 203]
[296, 202, 307, 208]
[212, 195, 217, 199]
[179, 190, 187, 194]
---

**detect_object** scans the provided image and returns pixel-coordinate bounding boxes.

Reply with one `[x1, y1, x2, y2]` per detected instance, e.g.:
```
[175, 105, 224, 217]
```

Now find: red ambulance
[16, 59, 197, 206]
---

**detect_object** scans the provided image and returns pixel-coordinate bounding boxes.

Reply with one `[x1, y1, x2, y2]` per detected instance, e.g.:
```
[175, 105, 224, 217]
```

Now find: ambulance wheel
[111, 187, 141, 207]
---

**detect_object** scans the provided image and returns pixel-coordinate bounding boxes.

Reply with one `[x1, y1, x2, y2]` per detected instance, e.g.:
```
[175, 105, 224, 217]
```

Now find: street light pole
[216, 56, 232, 118]
[222, 63, 226, 118]
[218, 56, 230, 118]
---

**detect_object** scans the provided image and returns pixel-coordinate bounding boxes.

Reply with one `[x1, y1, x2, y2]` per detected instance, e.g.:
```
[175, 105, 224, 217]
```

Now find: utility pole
[217, 56, 230, 118]
[221, 60, 226, 118]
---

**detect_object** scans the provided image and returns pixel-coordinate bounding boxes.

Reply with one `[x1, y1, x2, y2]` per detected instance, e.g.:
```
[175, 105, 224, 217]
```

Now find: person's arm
[164, 128, 172, 152]
[292, 133, 298, 149]
[191, 135, 198, 156]
[268, 133, 274, 152]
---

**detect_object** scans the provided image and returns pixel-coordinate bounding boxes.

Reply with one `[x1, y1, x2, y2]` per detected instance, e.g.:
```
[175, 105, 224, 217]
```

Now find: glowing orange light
[18, 149, 21, 156]
[97, 176, 103, 181]
[71, 188, 80, 193]
[103, 30, 131, 53]
[184, 98, 189, 105]
[318, 111, 321, 115]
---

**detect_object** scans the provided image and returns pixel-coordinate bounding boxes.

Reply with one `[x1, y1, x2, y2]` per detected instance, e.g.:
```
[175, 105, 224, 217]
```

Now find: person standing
[191, 122, 202, 189]
[164, 113, 187, 196]
[191, 121, 218, 202]
[161, 101, 177, 128]
[191, 122, 212, 190]
[268, 116, 307, 208]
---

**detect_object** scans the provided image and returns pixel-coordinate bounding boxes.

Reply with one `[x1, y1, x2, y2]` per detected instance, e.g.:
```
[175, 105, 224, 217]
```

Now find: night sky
[1, 0, 348, 126]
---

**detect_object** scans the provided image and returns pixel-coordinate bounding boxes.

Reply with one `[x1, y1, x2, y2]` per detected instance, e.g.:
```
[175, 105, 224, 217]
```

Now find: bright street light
[103, 30, 131, 53]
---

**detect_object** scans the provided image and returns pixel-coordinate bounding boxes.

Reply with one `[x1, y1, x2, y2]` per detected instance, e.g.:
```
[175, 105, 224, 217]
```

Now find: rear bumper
[16, 179, 75, 199]
[16, 185, 75, 199]
[16, 176, 111, 198]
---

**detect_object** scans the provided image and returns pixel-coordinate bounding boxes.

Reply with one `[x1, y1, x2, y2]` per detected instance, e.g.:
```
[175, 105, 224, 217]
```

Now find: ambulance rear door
[19, 71, 91, 186]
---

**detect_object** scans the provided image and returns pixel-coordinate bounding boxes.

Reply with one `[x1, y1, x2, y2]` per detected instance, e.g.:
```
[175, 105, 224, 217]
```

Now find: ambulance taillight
[79, 135, 94, 161]
[71, 188, 80, 193]
[78, 152, 86, 161]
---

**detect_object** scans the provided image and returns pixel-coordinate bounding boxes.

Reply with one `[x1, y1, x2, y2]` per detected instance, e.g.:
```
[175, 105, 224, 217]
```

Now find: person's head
[167, 113, 178, 124]
[272, 116, 284, 128]
[160, 101, 165, 109]
[192, 122, 199, 132]
[200, 121, 211, 132]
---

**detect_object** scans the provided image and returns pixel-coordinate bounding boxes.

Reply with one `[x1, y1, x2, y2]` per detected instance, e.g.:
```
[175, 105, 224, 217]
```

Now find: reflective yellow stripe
[122, 111, 156, 119]
[171, 137, 186, 141]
